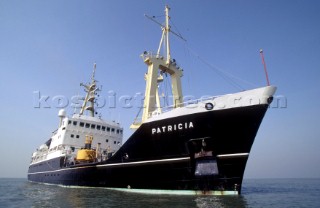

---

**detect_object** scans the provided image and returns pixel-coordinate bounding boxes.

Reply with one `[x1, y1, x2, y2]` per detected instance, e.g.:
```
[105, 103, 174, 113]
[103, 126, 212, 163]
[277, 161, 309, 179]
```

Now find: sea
[0, 178, 319, 208]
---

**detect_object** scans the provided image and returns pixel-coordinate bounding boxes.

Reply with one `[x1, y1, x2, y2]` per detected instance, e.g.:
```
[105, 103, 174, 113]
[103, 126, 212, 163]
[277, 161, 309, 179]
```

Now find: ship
[28, 5, 276, 195]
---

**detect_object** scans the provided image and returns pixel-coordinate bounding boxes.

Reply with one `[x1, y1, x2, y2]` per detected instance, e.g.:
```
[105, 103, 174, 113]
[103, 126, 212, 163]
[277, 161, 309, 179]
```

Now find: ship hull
[28, 103, 269, 195]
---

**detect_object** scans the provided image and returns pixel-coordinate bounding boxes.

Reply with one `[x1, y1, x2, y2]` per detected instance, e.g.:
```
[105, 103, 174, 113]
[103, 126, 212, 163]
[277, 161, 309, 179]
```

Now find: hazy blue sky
[0, 0, 319, 178]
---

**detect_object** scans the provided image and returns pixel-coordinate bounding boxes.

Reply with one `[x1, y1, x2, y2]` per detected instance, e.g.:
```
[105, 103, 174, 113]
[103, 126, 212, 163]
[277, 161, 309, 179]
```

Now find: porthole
[267, 96, 273, 104]
[205, 102, 214, 110]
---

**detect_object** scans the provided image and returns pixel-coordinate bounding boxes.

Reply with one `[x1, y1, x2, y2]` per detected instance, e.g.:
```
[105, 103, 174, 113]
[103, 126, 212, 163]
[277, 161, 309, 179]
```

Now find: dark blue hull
[28, 104, 269, 194]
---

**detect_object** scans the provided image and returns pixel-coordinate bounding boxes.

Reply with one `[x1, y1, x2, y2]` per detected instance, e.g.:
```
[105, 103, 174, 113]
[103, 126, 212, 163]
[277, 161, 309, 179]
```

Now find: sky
[0, 0, 319, 178]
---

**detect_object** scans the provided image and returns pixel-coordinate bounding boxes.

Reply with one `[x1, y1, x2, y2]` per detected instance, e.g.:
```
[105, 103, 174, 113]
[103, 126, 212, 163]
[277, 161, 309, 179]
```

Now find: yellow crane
[76, 135, 96, 163]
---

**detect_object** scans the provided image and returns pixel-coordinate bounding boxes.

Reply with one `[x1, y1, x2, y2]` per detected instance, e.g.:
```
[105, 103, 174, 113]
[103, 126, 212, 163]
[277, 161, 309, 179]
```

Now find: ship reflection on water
[25, 181, 247, 208]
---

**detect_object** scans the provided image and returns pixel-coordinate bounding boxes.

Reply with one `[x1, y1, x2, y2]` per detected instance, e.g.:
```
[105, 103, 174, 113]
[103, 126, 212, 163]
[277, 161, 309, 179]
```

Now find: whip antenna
[260, 49, 270, 86]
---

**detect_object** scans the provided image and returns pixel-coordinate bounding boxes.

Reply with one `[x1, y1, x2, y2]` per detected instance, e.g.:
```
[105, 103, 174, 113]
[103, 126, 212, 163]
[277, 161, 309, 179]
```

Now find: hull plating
[28, 104, 269, 194]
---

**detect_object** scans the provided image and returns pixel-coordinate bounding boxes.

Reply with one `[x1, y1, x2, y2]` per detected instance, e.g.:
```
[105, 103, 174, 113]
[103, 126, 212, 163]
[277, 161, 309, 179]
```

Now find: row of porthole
[44, 174, 60, 177]
[69, 136, 120, 145]
[106, 139, 121, 145]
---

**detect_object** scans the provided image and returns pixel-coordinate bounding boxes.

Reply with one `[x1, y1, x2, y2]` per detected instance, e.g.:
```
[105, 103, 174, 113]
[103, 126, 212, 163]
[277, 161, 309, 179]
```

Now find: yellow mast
[80, 63, 97, 117]
[131, 5, 183, 129]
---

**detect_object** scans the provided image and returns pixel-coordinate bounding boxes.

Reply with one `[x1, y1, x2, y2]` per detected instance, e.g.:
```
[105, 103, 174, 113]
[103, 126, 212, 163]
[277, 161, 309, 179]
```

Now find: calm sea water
[0, 178, 319, 208]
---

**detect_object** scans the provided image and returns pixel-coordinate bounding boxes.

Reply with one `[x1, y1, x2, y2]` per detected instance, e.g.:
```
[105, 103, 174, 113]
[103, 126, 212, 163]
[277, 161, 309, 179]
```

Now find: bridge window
[71, 134, 74, 138]
[97, 125, 101, 130]
[85, 123, 90, 128]
[80, 122, 84, 127]
[107, 127, 110, 132]
[73, 121, 77, 126]
[102, 126, 106, 131]
[91, 124, 96, 129]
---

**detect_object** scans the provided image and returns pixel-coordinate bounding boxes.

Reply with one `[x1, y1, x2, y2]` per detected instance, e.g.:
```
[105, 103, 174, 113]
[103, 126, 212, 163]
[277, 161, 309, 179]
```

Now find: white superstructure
[30, 64, 123, 166]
